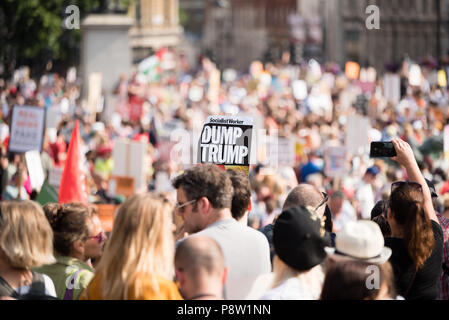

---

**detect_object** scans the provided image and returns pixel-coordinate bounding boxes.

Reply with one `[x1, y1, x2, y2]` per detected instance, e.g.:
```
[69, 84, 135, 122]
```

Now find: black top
[385, 220, 443, 300]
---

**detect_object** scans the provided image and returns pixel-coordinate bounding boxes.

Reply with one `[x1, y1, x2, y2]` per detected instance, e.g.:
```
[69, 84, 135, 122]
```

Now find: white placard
[9, 105, 46, 153]
[112, 140, 147, 190]
[346, 115, 370, 155]
[49, 166, 63, 191]
[383, 73, 400, 105]
[25, 150, 45, 191]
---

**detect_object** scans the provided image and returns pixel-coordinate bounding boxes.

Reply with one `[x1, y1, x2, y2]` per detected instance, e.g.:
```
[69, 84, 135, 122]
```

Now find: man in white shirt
[173, 165, 271, 299]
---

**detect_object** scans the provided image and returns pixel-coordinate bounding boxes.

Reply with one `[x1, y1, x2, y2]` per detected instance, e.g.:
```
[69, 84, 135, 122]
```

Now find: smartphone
[369, 142, 397, 158]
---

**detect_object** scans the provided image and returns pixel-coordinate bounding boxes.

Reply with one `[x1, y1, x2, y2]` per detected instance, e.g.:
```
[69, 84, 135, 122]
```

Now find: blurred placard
[87, 72, 102, 117]
[324, 146, 347, 178]
[9, 105, 46, 153]
[108, 175, 135, 197]
[346, 115, 370, 155]
[112, 140, 147, 191]
[49, 165, 63, 191]
[25, 150, 45, 192]
[383, 73, 400, 104]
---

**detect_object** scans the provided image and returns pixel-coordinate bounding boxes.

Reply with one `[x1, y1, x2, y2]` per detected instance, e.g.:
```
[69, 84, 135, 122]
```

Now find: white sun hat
[325, 220, 392, 265]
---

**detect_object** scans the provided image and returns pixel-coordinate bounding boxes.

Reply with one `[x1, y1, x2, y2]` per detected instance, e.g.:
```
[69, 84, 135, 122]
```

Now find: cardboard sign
[346, 115, 370, 155]
[87, 73, 102, 119]
[108, 175, 135, 197]
[262, 138, 295, 167]
[96, 204, 118, 233]
[345, 61, 360, 80]
[25, 150, 45, 191]
[112, 140, 147, 191]
[409, 64, 422, 86]
[383, 73, 401, 104]
[49, 166, 63, 191]
[198, 116, 253, 167]
[9, 105, 46, 153]
[324, 146, 347, 178]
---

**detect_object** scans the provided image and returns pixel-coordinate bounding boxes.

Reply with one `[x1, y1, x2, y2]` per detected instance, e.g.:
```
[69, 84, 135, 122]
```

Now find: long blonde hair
[0, 200, 55, 268]
[95, 193, 175, 299]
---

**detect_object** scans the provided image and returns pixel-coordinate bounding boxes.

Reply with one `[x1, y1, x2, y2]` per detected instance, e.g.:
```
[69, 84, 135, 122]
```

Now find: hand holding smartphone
[369, 141, 397, 158]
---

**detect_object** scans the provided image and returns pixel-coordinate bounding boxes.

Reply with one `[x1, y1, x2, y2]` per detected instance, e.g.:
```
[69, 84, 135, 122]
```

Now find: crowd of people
[0, 50, 448, 300]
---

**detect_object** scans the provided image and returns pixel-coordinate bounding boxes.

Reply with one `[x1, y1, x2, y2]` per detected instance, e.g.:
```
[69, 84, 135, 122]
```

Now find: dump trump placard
[198, 116, 253, 167]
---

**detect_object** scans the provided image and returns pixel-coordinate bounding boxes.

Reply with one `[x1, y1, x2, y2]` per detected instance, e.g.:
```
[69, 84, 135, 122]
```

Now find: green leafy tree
[0, 0, 135, 78]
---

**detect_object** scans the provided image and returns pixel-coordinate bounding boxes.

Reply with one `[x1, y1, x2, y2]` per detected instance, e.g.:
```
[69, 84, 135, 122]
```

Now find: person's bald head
[282, 184, 325, 215]
[175, 236, 225, 281]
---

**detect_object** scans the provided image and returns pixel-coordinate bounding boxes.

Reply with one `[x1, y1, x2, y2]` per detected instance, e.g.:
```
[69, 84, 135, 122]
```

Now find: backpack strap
[28, 271, 46, 296]
[0, 276, 15, 298]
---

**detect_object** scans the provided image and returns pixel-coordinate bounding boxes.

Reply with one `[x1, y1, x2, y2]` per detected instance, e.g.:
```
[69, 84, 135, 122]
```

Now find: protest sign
[345, 61, 360, 80]
[324, 146, 347, 178]
[409, 64, 422, 86]
[9, 105, 46, 153]
[87, 72, 102, 119]
[49, 166, 63, 191]
[261, 137, 295, 168]
[198, 116, 253, 173]
[108, 175, 135, 197]
[383, 73, 401, 104]
[25, 150, 45, 192]
[346, 115, 370, 155]
[112, 140, 147, 191]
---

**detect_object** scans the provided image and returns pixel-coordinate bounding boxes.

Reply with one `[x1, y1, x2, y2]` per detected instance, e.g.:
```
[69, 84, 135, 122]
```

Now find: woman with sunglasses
[34, 203, 106, 300]
[81, 193, 182, 300]
[385, 139, 443, 300]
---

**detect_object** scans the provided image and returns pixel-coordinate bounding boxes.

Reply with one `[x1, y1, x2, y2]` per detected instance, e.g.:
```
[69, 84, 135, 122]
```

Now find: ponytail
[405, 201, 434, 269]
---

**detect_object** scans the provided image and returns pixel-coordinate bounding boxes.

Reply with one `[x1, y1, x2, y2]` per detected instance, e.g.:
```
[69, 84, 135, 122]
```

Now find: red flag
[58, 120, 87, 204]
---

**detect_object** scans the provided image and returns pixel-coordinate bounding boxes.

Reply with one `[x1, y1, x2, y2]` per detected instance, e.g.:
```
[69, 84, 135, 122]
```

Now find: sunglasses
[175, 199, 197, 213]
[391, 181, 423, 193]
[315, 192, 329, 211]
[88, 231, 106, 243]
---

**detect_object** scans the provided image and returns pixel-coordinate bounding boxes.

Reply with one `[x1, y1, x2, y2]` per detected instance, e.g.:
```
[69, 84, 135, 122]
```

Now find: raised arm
[391, 138, 439, 224]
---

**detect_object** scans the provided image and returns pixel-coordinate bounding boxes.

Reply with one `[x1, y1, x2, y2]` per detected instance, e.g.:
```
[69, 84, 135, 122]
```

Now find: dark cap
[273, 205, 327, 271]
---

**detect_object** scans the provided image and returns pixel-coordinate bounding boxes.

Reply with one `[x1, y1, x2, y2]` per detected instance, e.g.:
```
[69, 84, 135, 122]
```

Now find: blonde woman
[81, 193, 182, 300]
[0, 201, 57, 299]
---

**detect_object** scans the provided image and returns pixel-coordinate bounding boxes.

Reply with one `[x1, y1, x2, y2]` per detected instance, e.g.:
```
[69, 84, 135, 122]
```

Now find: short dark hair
[227, 169, 251, 220]
[320, 259, 395, 300]
[172, 164, 234, 209]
